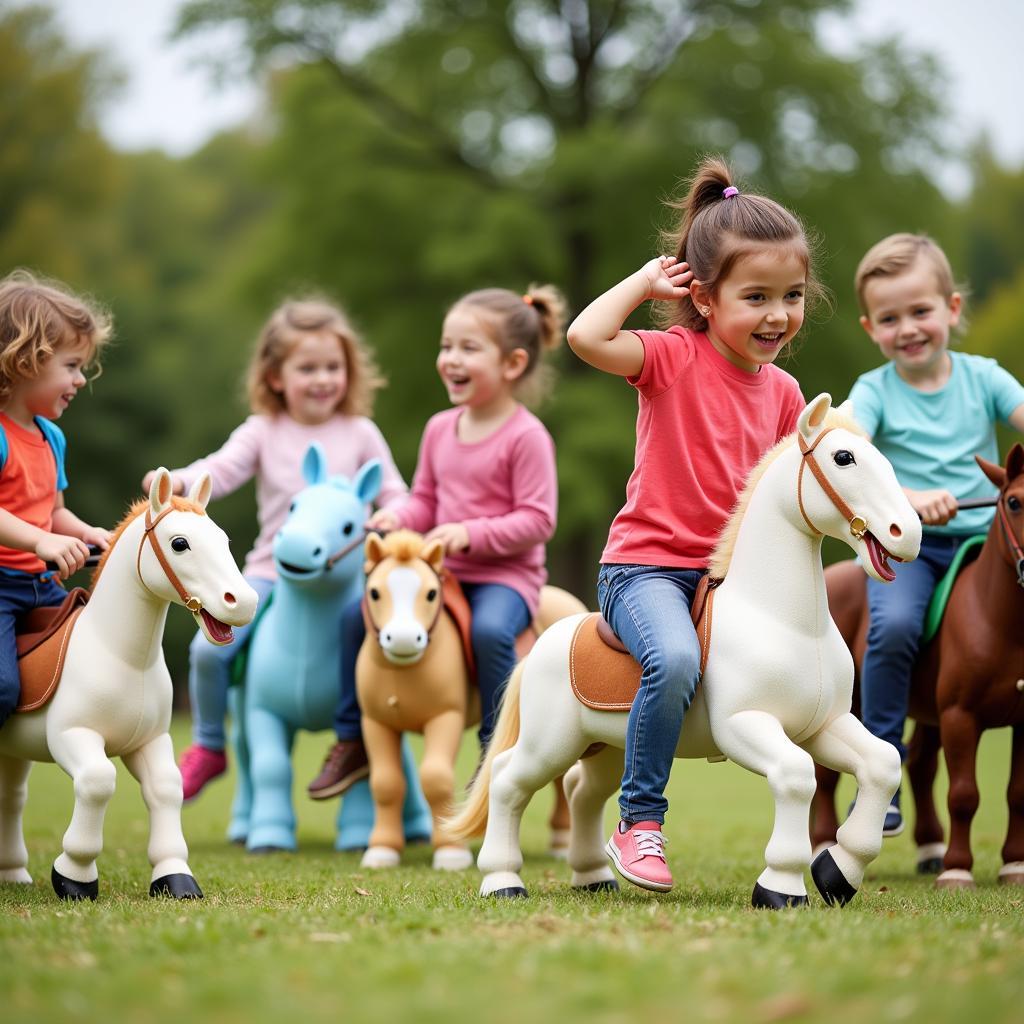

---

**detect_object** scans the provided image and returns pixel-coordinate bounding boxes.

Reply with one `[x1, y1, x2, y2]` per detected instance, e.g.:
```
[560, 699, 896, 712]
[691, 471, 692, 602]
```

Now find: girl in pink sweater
[143, 299, 407, 800]
[307, 285, 564, 800]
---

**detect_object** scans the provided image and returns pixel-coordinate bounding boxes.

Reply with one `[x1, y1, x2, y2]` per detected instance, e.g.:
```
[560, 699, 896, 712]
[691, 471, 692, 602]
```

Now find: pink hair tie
[723, 186, 739, 199]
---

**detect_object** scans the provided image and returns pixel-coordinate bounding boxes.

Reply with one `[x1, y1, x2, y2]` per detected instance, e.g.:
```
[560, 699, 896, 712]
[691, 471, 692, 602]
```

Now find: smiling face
[859, 257, 961, 383]
[12, 334, 91, 424]
[696, 245, 807, 373]
[268, 330, 349, 426]
[436, 306, 523, 411]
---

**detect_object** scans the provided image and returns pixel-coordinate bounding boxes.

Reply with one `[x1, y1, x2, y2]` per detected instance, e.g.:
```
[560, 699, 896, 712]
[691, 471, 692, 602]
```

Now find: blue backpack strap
[34, 417, 69, 490]
[0, 421, 6, 474]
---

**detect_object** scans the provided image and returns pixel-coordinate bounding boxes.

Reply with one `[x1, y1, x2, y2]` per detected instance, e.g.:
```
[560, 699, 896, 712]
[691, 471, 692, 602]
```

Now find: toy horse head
[363, 530, 445, 665]
[977, 443, 1024, 588]
[272, 444, 382, 588]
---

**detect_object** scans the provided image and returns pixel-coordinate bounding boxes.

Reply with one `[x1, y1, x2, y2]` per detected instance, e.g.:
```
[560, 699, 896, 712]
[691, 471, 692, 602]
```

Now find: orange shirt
[0, 413, 61, 574]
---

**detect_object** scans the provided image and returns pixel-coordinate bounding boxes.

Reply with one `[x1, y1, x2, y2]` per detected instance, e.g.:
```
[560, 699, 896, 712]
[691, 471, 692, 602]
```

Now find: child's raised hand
[36, 532, 90, 579]
[425, 522, 470, 554]
[909, 488, 959, 526]
[367, 508, 401, 533]
[141, 470, 185, 496]
[638, 255, 694, 303]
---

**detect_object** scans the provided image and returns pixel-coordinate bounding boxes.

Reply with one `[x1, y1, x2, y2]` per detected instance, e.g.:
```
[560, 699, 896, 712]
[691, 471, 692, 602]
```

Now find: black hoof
[575, 879, 620, 893]
[150, 874, 203, 899]
[751, 882, 809, 909]
[811, 848, 858, 906]
[51, 866, 98, 902]
[488, 887, 528, 899]
[917, 857, 944, 875]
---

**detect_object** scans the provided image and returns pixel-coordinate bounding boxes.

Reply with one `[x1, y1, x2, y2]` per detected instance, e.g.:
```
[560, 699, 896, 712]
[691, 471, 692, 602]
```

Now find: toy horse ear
[421, 537, 445, 574]
[353, 459, 382, 505]
[302, 443, 328, 485]
[188, 472, 213, 510]
[976, 453, 1007, 489]
[149, 468, 173, 515]
[1006, 443, 1024, 482]
[364, 532, 387, 574]
[798, 393, 833, 446]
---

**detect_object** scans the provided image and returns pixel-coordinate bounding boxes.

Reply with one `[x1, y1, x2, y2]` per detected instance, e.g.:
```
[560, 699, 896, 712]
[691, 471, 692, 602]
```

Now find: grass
[2, 719, 1023, 1024]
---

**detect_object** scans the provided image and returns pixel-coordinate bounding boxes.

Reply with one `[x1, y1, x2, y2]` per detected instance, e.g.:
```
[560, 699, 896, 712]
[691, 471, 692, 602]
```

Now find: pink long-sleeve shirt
[396, 405, 557, 614]
[175, 413, 407, 581]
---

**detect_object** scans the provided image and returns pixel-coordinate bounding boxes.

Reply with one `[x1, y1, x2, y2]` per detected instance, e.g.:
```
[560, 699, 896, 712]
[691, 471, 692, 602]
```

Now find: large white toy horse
[449, 395, 922, 908]
[0, 471, 258, 900]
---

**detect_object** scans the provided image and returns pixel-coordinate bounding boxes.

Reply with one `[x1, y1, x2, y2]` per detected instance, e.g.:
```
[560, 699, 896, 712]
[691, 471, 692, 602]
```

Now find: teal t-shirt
[848, 351, 1024, 536]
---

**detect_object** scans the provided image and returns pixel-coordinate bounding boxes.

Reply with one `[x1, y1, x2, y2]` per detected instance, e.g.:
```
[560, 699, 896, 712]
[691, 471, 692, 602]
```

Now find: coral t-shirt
[601, 327, 805, 569]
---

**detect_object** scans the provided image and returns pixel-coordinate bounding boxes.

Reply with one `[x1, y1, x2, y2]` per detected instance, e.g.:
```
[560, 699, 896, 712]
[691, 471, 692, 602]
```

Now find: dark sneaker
[307, 740, 370, 800]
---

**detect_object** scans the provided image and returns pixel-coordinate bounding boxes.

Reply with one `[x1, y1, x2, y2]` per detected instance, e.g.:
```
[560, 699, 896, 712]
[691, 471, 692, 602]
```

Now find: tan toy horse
[355, 530, 586, 870]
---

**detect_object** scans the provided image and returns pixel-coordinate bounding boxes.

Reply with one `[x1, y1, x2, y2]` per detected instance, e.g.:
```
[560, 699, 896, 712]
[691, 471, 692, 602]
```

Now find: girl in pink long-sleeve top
[142, 299, 407, 801]
[307, 285, 564, 800]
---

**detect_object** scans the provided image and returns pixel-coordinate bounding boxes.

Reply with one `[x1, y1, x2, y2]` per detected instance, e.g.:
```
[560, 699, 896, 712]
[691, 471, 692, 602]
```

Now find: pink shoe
[605, 820, 673, 892]
[179, 744, 227, 801]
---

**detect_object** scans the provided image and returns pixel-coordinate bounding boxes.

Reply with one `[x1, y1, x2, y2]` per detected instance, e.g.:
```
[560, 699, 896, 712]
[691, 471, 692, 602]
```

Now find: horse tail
[445, 659, 525, 840]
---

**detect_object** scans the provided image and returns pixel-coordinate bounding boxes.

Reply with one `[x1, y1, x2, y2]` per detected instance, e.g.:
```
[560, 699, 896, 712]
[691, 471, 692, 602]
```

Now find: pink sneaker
[605, 820, 673, 892]
[179, 744, 227, 801]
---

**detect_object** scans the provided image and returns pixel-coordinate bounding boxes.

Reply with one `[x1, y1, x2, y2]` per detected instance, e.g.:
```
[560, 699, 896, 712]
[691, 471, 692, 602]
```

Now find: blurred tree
[177, 0, 956, 592]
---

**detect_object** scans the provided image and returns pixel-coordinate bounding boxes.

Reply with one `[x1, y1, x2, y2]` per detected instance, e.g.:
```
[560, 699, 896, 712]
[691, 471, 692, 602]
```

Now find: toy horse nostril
[416, 633, 426, 646]
[890, 524, 902, 538]
[383, 632, 392, 644]
[224, 592, 236, 606]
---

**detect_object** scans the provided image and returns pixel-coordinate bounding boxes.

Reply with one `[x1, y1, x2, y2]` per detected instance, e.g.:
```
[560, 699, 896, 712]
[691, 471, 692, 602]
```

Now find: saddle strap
[690, 575, 722, 677]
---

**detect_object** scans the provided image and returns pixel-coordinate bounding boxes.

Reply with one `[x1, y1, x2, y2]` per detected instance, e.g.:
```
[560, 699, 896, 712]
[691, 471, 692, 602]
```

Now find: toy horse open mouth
[198, 609, 235, 646]
[864, 531, 901, 583]
[277, 560, 316, 577]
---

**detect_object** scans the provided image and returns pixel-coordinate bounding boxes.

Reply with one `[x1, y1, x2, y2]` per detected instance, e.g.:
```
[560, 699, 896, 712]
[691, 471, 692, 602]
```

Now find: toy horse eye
[426, 588, 437, 601]
[1009, 496, 1021, 513]
[342, 523, 354, 536]
[289, 502, 296, 513]
[171, 537, 190, 553]
[833, 450, 856, 467]
[369, 588, 380, 601]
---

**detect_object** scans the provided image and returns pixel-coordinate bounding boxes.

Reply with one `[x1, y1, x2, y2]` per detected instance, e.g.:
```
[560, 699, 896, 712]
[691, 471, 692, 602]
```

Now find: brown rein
[136, 505, 204, 613]
[797, 427, 867, 541]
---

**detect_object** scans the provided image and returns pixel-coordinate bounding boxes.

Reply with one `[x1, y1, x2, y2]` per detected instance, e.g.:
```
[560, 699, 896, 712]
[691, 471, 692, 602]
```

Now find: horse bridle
[796, 427, 868, 541]
[325, 531, 367, 572]
[993, 493, 1024, 588]
[136, 505, 205, 613]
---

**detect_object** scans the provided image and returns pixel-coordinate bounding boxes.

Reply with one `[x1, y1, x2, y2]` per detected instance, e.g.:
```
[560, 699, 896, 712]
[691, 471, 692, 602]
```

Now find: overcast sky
[34, 0, 1024, 194]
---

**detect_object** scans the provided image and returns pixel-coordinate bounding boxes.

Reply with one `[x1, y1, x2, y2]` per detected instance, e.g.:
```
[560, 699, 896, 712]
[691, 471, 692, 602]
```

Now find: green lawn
[2, 719, 1022, 1024]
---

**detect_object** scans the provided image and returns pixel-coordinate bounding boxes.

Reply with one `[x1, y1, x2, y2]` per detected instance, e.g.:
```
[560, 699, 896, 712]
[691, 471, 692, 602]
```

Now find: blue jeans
[597, 563, 704, 825]
[188, 575, 274, 750]
[0, 570, 69, 727]
[861, 532, 963, 761]
[333, 581, 530, 750]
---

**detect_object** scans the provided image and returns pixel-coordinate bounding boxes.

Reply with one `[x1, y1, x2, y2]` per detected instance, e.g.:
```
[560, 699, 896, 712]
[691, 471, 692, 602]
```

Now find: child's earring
[698, 305, 711, 317]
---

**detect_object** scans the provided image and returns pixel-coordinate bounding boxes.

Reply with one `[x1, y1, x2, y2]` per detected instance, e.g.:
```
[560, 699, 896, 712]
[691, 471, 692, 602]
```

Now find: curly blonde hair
[246, 298, 384, 417]
[0, 270, 112, 404]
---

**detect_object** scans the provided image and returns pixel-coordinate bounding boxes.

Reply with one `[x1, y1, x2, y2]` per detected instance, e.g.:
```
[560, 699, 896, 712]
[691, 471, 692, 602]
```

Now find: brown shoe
[307, 740, 370, 800]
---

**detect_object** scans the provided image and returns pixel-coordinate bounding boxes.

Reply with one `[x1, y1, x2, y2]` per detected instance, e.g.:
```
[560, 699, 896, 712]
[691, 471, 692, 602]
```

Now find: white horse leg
[122, 734, 202, 899]
[565, 745, 622, 891]
[714, 709, 816, 908]
[0, 754, 32, 884]
[49, 726, 116, 900]
[803, 713, 902, 906]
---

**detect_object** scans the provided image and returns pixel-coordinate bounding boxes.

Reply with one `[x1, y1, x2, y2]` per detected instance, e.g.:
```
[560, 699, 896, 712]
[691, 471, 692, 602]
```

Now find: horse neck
[966, 517, 1024, 630]
[721, 448, 829, 631]
[82, 514, 171, 668]
[269, 575, 361, 634]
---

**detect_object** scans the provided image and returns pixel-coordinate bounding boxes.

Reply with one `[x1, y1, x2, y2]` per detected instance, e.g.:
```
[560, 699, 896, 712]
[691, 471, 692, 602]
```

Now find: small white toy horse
[0, 470, 258, 900]
[448, 395, 922, 908]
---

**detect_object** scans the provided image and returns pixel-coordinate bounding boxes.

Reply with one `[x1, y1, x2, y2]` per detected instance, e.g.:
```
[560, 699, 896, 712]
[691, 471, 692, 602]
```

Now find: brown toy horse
[812, 444, 1024, 889]
[355, 530, 586, 870]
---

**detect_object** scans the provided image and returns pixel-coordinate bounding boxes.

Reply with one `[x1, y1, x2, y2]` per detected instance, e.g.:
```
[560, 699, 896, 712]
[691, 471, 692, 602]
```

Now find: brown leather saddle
[14, 587, 89, 713]
[570, 575, 720, 712]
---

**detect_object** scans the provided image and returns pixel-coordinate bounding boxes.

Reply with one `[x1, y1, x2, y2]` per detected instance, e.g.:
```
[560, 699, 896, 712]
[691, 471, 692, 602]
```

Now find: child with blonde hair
[146, 298, 408, 799]
[0, 270, 112, 727]
[308, 284, 564, 799]
[568, 156, 816, 892]
[848, 233, 1024, 835]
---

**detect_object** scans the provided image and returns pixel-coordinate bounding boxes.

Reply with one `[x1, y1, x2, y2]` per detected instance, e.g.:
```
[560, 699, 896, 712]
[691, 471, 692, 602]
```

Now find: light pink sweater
[397, 405, 557, 614]
[175, 413, 407, 581]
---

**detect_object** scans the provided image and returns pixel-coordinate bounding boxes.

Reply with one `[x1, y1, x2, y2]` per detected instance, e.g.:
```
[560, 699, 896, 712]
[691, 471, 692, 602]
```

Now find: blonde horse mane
[708, 407, 867, 579]
[91, 495, 206, 588]
[372, 529, 433, 567]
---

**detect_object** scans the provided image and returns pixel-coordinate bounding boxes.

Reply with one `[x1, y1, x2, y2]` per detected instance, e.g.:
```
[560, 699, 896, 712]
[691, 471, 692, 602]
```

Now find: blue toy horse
[227, 443, 431, 852]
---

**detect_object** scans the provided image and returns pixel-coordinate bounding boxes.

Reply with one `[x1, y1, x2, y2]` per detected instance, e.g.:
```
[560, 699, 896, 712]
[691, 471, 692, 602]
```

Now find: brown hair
[854, 233, 958, 315]
[0, 269, 111, 404]
[450, 284, 566, 406]
[656, 155, 825, 334]
[246, 298, 384, 417]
